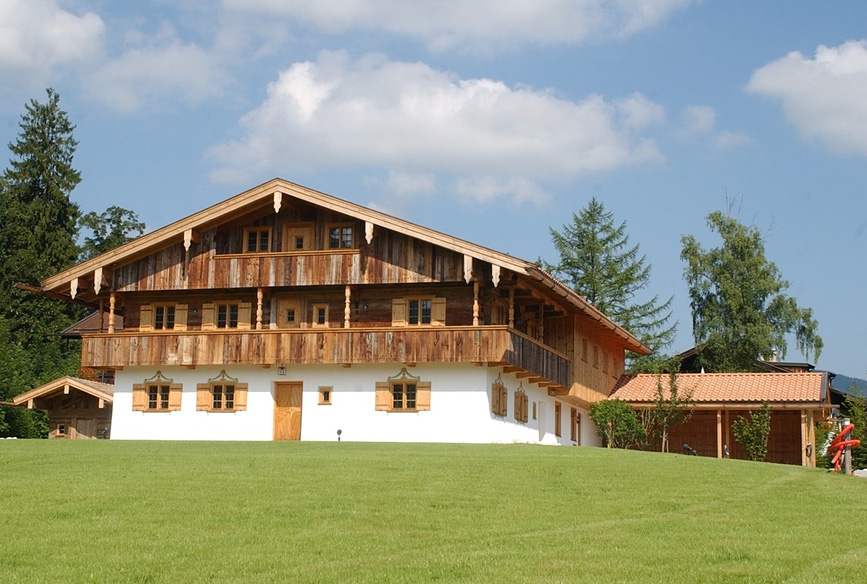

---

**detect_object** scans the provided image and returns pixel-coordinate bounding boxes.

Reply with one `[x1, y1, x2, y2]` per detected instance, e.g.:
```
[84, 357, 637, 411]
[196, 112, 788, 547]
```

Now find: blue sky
[2, 1, 866, 377]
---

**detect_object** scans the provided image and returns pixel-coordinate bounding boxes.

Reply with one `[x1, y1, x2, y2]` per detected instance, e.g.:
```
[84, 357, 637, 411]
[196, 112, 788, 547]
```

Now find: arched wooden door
[274, 382, 302, 440]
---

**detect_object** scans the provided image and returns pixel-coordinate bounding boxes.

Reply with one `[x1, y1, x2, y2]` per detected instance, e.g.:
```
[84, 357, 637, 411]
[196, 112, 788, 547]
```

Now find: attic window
[328, 224, 354, 249]
[244, 227, 271, 252]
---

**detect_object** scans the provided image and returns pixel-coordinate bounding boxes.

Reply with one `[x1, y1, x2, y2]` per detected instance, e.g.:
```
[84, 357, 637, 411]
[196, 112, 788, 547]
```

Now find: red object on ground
[829, 424, 861, 473]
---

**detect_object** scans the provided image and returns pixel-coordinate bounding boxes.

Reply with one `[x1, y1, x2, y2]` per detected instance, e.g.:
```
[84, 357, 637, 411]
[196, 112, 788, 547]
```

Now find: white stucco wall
[111, 363, 597, 445]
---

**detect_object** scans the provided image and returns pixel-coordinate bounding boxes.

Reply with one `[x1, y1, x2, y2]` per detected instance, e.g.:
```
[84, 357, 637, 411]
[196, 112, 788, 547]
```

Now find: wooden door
[274, 382, 303, 440]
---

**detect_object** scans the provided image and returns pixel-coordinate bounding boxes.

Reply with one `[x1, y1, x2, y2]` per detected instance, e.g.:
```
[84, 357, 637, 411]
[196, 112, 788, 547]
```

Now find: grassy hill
[1, 441, 865, 583]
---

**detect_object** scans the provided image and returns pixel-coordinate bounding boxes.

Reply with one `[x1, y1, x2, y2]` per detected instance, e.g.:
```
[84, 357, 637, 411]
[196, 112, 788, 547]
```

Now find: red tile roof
[610, 372, 827, 405]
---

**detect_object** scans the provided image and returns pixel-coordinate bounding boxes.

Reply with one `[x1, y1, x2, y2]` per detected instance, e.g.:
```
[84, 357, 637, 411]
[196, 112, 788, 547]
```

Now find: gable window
[139, 303, 188, 332]
[244, 227, 271, 253]
[491, 379, 508, 417]
[375, 368, 431, 413]
[197, 370, 248, 412]
[328, 224, 354, 249]
[202, 302, 252, 331]
[132, 371, 182, 412]
[514, 389, 529, 423]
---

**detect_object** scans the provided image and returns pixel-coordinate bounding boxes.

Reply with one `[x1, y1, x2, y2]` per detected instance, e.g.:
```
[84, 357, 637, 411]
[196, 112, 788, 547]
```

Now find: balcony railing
[81, 326, 571, 389]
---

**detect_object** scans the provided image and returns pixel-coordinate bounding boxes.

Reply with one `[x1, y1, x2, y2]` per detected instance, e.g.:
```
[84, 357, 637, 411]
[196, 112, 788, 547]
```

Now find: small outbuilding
[610, 371, 831, 466]
[12, 377, 113, 439]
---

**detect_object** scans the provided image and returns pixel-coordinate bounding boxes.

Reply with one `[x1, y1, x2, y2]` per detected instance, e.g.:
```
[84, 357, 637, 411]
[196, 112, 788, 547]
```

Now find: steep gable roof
[34, 178, 648, 353]
[13, 376, 114, 408]
[610, 372, 828, 406]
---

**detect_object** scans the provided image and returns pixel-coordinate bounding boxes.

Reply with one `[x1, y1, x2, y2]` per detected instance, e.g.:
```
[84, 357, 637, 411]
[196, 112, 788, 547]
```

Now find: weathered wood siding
[81, 327, 571, 388]
[114, 221, 467, 292]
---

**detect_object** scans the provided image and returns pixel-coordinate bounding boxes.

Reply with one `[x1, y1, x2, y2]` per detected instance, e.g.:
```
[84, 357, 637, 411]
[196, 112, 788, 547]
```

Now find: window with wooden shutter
[197, 371, 247, 412]
[375, 369, 430, 412]
[491, 381, 508, 417]
[514, 390, 528, 423]
[133, 372, 182, 412]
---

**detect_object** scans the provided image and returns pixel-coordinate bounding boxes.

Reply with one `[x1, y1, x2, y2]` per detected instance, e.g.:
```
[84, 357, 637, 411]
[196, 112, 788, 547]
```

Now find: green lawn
[1, 441, 865, 583]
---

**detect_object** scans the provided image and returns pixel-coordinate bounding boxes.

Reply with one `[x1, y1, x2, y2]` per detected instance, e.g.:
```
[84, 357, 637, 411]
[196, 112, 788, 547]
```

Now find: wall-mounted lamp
[277, 366, 287, 376]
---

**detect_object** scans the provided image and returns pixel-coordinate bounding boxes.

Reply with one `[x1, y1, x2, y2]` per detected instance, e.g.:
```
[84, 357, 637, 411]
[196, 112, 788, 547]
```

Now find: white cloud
[713, 131, 752, 150]
[679, 105, 716, 136]
[0, 0, 104, 90]
[84, 24, 231, 113]
[208, 52, 664, 204]
[223, 0, 694, 51]
[747, 40, 867, 157]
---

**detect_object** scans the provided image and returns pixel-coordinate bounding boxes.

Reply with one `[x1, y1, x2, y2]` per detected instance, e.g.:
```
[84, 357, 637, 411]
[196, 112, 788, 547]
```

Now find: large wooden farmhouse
[28, 178, 648, 443]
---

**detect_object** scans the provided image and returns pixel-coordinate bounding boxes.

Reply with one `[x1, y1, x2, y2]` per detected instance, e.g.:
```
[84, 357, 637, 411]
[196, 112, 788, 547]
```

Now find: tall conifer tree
[0, 88, 82, 343]
[0, 89, 82, 436]
[547, 198, 676, 371]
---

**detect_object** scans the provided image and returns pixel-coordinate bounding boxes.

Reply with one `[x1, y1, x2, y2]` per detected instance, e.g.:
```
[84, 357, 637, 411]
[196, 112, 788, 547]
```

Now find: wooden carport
[610, 372, 831, 466]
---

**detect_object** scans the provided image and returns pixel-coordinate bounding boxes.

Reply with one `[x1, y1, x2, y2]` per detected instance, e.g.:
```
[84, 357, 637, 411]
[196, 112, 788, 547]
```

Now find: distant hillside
[830, 372, 867, 396]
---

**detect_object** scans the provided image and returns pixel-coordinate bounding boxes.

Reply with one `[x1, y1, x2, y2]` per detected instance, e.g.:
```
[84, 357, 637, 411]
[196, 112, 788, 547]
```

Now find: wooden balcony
[81, 326, 571, 389]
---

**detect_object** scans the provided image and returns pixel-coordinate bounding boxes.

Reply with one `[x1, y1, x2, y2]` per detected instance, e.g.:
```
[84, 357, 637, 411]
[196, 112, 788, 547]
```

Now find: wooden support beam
[108, 293, 116, 333]
[528, 376, 545, 384]
[27, 399, 33, 410]
[344, 285, 351, 329]
[473, 280, 480, 326]
[63, 384, 70, 394]
[717, 409, 723, 459]
[98, 398, 105, 409]
[515, 371, 533, 379]
[501, 365, 521, 374]
[508, 287, 515, 328]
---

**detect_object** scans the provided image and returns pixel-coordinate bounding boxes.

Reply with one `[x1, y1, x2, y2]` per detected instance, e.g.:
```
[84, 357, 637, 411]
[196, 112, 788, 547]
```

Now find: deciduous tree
[546, 198, 675, 371]
[79, 205, 146, 260]
[681, 211, 822, 372]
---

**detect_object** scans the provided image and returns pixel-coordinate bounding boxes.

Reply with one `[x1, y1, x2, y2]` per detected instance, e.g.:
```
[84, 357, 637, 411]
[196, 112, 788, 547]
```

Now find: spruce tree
[0, 88, 82, 344]
[0, 89, 83, 436]
[547, 198, 676, 371]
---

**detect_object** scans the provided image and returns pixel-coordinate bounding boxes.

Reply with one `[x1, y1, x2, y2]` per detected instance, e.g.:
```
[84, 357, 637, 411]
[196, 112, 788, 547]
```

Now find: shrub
[589, 399, 643, 449]
[732, 402, 772, 462]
